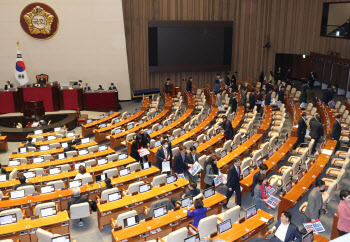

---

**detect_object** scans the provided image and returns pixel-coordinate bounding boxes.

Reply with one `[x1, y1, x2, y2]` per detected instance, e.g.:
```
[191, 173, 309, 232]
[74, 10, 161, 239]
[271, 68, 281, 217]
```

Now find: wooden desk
[257, 106, 272, 134]
[240, 136, 298, 196]
[212, 209, 274, 242]
[183, 91, 195, 109]
[97, 178, 189, 231]
[110, 109, 170, 149]
[18, 137, 76, 148]
[232, 107, 245, 130]
[217, 134, 263, 170]
[82, 112, 120, 137]
[278, 139, 337, 217]
[27, 131, 59, 138]
[10, 148, 64, 159]
[0, 135, 8, 152]
[111, 193, 226, 242]
[315, 234, 330, 242]
[0, 211, 69, 242]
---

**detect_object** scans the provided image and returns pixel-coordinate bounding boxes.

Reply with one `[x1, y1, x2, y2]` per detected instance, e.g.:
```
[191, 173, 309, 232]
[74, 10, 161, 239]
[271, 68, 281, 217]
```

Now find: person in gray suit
[58, 125, 67, 138]
[185, 146, 199, 182]
[203, 155, 219, 189]
[253, 174, 270, 212]
[240, 88, 247, 108]
[304, 180, 326, 223]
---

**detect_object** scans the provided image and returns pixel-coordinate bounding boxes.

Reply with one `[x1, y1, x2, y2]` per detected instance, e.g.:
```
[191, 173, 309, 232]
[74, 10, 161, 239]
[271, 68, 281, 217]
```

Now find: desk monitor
[67, 132, 75, 138]
[302, 231, 314, 242]
[268, 149, 273, 158]
[100, 123, 107, 129]
[40, 206, 57, 218]
[166, 174, 177, 184]
[215, 128, 220, 135]
[306, 159, 312, 171]
[278, 141, 283, 149]
[168, 119, 172, 125]
[139, 183, 151, 193]
[109, 110, 114, 115]
[206, 134, 211, 141]
[48, 135, 56, 141]
[49, 167, 61, 175]
[241, 135, 247, 144]
[115, 128, 122, 134]
[142, 161, 151, 170]
[184, 234, 200, 242]
[23, 171, 36, 179]
[97, 158, 108, 166]
[0, 214, 17, 226]
[74, 162, 86, 170]
[148, 115, 152, 120]
[134, 108, 138, 114]
[285, 181, 292, 192]
[158, 124, 164, 130]
[127, 123, 134, 130]
[61, 142, 68, 148]
[34, 129, 43, 135]
[57, 153, 66, 160]
[169, 135, 175, 142]
[40, 145, 49, 151]
[86, 119, 92, 124]
[181, 196, 193, 208]
[176, 115, 180, 120]
[33, 156, 44, 164]
[10, 190, 25, 199]
[146, 129, 153, 135]
[114, 118, 120, 124]
[221, 149, 227, 158]
[155, 111, 159, 116]
[245, 205, 257, 220]
[78, 149, 88, 156]
[54, 127, 61, 132]
[95, 174, 106, 183]
[139, 120, 144, 125]
[41, 185, 55, 194]
[154, 140, 161, 148]
[119, 167, 130, 177]
[99, 145, 108, 152]
[123, 215, 139, 228]
[154, 205, 167, 218]
[242, 167, 250, 178]
[297, 170, 303, 181]
[191, 124, 195, 130]
[0, 174, 7, 182]
[108, 191, 122, 202]
[127, 113, 131, 119]
[99, 114, 105, 119]
[193, 141, 199, 148]
[203, 187, 215, 199]
[81, 137, 90, 144]
[69, 179, 82, 188]
[9, 159, 20, 167]
[18, 147, 27, 154]
[118, 153, 127, 160]
[51, 234, 70, 242]
[218, 219, 232, 234]
[249, 130, 254, 138]
[232, 143, 237, 151]
[256, 158, 263, 168]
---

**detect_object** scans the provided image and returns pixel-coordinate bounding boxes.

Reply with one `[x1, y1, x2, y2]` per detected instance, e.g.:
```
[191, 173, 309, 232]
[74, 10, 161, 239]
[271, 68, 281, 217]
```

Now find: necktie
[236, 166, 240, 177]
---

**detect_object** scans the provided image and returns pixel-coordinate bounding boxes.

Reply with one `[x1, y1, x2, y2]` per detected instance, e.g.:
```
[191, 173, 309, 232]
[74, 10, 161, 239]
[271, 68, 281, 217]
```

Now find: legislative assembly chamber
[0, 0, 350, 242]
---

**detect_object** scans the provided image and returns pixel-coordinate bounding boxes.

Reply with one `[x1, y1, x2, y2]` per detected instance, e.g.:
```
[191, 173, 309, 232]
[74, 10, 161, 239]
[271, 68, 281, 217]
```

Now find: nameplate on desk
[1, 197, 9, 201]
[170, 221, 179, 226]
[52, 199, 60, 202]
[141, 176, 147, 179]
[31, 215, 39, 220]
[118, 183, 124, 186]
[61, 187, 68, 191]
[62, 221, 69, 226]
[126, 204, 135, 208]
[61, 197, 67, 200]
[100, 200, 107, 205]
[31, 203, 36, 206]
[43, 173, 48, 176]
[21, 204, 29, 208]
[102, 212, 106, 216]
[142, 232, 150, 237]
[20, 230, 28, 235]
[156, 195, 164, 199]
[33, 192, 40, 196]
[82, 192, 88, 196]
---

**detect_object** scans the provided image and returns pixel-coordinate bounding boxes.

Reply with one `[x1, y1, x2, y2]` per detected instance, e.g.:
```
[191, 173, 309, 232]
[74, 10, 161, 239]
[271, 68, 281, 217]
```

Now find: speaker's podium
[36, 74, 48, 85]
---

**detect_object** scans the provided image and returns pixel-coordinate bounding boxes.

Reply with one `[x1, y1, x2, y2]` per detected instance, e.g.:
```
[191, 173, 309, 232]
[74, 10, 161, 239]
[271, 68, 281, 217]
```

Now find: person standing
[251, 163, 269, 197]
[165, 78, 171, 94]
[84, 83, 91, 92]
[229, 93, 238, 113]
[310, 114, 324, 154]
[203, 155, 219, 189]
[296, 112, 308, 147]
[253, 174, 270, 212]
[304, 180, 326, 223]
[265, 80, 273, 93]
[156, 140, 171, 171]
[269, 71, 275, 85]
[231, 72, 238, 86]
[337, 189, 350, 236]
[259, 72, 265, 83]
[215, 73, 221, 82]
[185, 146, 199, 182]
[309, 72, 317, 90]
[240, 88, 247, 108]
[213, 79, 221, 94]
[224, 159, 242, 208]
[278, 86, 285, 103]
[130, 135, 143, 163]
[173, 145, 187, 175]
[265, 89, 272, 106]
[257, 89, 263, 114]
[331, 114, 342, 152]
[139, 127, 151, 148]
[249, 89, 256, 111]
[300, 86, 309, 104]
[225, 72, 231, 87]
[220, 115, 234, 140]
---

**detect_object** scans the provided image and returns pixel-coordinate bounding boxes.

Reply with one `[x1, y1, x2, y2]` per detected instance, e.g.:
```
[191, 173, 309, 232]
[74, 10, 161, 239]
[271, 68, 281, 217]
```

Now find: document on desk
[138, 148, 150, 157]
[188, 162, 202, 176]
[260, 217, 269, 222]
[303, 219, 325, 234]
[266, 195, 281, 209]
[162, 161, 171, 172]
[321, 149, 333, 155]
[214, 173, 227, 188]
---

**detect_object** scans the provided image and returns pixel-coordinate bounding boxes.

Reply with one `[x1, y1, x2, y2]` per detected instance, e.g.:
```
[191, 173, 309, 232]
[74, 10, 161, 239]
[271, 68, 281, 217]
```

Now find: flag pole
[17, 41, 20, 50]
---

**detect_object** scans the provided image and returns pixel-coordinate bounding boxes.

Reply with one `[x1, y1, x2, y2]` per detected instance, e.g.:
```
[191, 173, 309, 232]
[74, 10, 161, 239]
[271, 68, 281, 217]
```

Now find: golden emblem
[23, 6, 54, 35]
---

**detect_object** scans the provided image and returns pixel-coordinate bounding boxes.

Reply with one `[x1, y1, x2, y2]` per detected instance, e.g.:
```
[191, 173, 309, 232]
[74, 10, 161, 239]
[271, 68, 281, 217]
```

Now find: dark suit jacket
[251, 171, 261, 196]
[265, 83, 273, 93]
[249, 93, 256, 109]
[225, 76, 231, 86]
[24, 143, 36, 148]
[130, 140, 141, 160]
[109, 86, 117, 91]
[185, 153, 198, 170]
[257, 93, 263, 102]
[274, 220, 302, 242]
[186, 80, 192, 92]
[227, 164, 240, 189]
[297, 117, 307, 137]
[331, 120, 341, 141]
[184, 188, 200, 198]
[156, 146, 171, 169]
[229, 97, 237, 113]
[220, 120, 234, 140]
[38, 78, 46, 84]
[310, 119, 324, 140]
[173, 152, 186, 174]
[140, 133, 151, 148]
[4, 84, 13, 90]
[231, 74, 237, 85]
[84, 86, 91, 92]
[64, 146, 77, 152]
[14, 182, 34, 190]
[265, 93, 271, 105]
[278, 90, 285, 102]
[67, 196, 89, 210]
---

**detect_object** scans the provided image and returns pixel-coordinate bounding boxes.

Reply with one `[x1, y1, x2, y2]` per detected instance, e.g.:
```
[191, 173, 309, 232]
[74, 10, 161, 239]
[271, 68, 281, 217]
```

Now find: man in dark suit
[84, 83, 91, 92]
[38, 75, 46, 85]
[14, 175, 34, 190]
[265, 81, 273, 93]
[331, 114, 342, 152]
[109, 83, 117, 91]
[310, 114, 324, 154]
[171, 181, 200, 206]
[225, 72, 231, 86]
[185, 146, 199, 182]
[278, 86, 285, 103]
[256, 89, 263, 114]
[265, 89, 272, 106]
[164, 78, 171, 94]
[162, 135, 172, 160]
[225, 159, 242, 208]
[130, 135, 142, 163]
[68, 187, 90, 211]
[231, 72, 238, 86]
[308, 72, 317, 90]
[156, 140, 171, 172]
[258, 211, 301, 242]
[4, 81, 13, 91]
[215, 73, 221, 82]
[63, 141, 77, 152]
[251, 163, 268, 197]
[139, 128, 151, 148]
[173, 145, 187, 175]
[248, 89, 256, 111]
[24, 137, 37, 148]
[186, 77, 193, 93]
[220, 115, 234, 140]
[73, 80, 82, 86]
[296, 112, 308, 147]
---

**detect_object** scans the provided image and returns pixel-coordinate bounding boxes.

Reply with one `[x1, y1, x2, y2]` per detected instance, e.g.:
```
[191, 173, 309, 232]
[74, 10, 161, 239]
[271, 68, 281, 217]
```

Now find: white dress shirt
[274, 222, 290, 242]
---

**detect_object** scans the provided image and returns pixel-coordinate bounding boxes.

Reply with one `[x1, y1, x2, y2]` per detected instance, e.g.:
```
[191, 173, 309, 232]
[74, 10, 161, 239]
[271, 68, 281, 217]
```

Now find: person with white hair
[67, 187, 90, 211]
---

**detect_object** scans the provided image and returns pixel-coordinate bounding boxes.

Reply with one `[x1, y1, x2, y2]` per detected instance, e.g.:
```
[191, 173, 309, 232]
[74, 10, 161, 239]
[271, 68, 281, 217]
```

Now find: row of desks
[82, 112, 120, 137]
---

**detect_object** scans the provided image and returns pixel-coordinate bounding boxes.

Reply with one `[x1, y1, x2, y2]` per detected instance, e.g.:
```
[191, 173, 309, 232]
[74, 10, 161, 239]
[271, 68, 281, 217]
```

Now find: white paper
[321, 149, 332, 155]
[162, 161, 171, 172]
[303, 220, 325, 234]
[266, 195, 281, 209]
[260, 217, 268, 222]
[138, 148, 150, 157]
[188, 162, 202, 176]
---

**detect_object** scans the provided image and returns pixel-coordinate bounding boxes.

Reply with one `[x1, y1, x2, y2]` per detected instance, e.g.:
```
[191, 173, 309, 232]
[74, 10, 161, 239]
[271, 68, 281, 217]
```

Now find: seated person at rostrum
[109, 83, 117, 91]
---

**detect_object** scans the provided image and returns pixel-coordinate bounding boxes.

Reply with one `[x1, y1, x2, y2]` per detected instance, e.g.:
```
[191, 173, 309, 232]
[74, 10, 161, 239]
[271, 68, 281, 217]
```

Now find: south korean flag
[14, 43, 29, 85]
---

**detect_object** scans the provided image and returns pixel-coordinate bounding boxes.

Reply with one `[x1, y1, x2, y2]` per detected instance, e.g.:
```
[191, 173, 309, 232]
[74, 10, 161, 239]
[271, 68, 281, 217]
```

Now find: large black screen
[149, 21, 233, 72]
